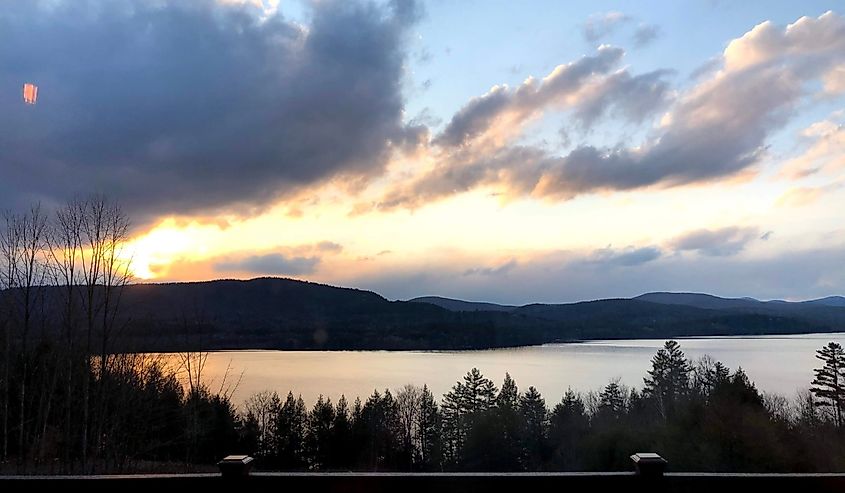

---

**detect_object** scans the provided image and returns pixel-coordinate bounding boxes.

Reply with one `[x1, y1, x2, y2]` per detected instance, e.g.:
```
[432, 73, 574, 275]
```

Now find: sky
[1, 0, 844, 304]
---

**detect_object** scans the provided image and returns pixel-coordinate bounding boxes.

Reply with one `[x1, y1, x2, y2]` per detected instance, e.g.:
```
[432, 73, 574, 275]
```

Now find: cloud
[0, 0, 421, 222]
[670, 226, 760, 257]
[371, 12, 845, 211]
[583, 12, 631, 42]
[214, 253, 319, 275]
[463, 258, 518, 276]
[633, 24, 660, 47]
[316, 241, 344, 253]
[588, 246, 662, 267]
[782, 116, 845, 178]
[346, 243, 845, 305]
[433, 45, 635, 147]
[777, 181, 845, 207]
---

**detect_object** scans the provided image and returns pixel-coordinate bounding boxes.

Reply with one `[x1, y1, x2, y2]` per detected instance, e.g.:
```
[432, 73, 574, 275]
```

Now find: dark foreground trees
[236, 341, 845, 473]
[0, 198, 242, 473]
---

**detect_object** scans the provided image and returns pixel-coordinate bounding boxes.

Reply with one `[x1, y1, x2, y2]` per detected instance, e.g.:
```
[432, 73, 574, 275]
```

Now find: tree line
[3, 198, 845, 473]
[235, 340, 845, 472]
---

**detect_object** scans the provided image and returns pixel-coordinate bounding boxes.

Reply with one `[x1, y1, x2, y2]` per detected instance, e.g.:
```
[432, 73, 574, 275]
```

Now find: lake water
[178, 332, 845, 407]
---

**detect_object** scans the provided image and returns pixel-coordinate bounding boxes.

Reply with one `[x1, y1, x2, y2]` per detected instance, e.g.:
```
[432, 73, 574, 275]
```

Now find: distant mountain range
[24, 278, 844, 352]
[411, 292, 845, 312]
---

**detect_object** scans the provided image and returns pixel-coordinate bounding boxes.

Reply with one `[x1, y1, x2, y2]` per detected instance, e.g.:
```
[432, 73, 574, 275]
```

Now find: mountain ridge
[10, 278, 843, 352]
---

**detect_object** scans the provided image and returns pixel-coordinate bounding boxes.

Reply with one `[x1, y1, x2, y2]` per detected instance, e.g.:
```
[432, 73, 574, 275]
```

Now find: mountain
[113, 278, 549, 351]
[11, 279, 845, 352]
[409, 296, 516, 312]
[803, 296, 845, 308]
[634, 292, 762, 310]
[633, 291, 845, 327]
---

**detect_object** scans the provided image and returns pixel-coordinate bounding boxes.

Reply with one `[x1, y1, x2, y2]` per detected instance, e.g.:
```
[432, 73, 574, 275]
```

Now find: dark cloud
[670, 227, 760, 257]
[582, 12, 631, 42]
[215, 253, 319, 275]
[633, 24, 660, 47]
[463, 258, 517, 276]
[589, 246, 662, 267]
[0, 0, 421, 222]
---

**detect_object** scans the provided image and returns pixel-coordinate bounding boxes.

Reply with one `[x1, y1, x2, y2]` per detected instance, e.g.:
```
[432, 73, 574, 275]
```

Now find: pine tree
[598, 380, 626, 418]
[306, 395, 335, 470]
[275, 392, 308, 469]
[441, 368, 497, 466]
[811, 342, 845, 427]
[417, 385, 442, 470]
[643, 340, 692, 419]
[463, 368, 498, 412]
[497, 372, 519, 409]
[518, 386, 548, 469]
[329, 395, 352, 469]
[549, 389, 588, 470]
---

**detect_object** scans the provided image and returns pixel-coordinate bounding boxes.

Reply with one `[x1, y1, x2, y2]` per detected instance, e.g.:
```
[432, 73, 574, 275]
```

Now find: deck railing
[3, 453, 845, 492]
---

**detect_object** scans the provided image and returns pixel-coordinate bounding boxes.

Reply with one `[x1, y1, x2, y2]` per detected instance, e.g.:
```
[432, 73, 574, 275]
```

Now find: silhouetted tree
[549, 389, 588, 469]
[396, 384, 423, 468]
[306, 395, 335, 469]
[244, 390, 280, 459]
[644, 340, 691, 419]
[519, 386, 547, 469]
[598, 380, 626, 419]
[275, 392, 308, 469]
[811, 342, 845, 427]
[328, 395, 352, 469]
[417, 385, 442, 471]
[442, 368, 497, 466]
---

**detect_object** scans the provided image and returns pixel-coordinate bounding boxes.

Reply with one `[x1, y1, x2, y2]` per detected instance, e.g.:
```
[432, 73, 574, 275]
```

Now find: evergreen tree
[518, 386, 548, 469]
[441, 368, 497, 466]
[275, 392, 308, 469]
[329, 395, 352, 469]
[549, 389, 588, 470]
[306, 395, 335, 470]
[359, 389, 401, 470]
[497, 372, 519, 408]
[598, 380, 626, 419]
[491, 373, 522, 469]
[463, 368, 498, 412]
[417, 385, 442, 471]
[811, 342, 845, 427]
[644, 340, 692, 419]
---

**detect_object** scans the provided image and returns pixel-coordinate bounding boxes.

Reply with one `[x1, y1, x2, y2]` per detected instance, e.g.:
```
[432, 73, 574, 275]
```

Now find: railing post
[630, 452, 667, 479]
[217, 455, 254, 479]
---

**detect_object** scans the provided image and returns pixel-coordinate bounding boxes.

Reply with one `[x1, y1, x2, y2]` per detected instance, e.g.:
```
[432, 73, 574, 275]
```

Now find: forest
[2, 197, 845, 474]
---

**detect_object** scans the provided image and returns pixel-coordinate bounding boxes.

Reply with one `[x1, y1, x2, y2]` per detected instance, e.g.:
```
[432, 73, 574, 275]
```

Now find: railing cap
[218, 455, 254, 465]
[630, 452, 667, 465]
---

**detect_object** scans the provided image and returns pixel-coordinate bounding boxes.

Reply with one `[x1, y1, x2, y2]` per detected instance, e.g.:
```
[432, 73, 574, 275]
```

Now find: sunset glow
[3, 1, 845, 303]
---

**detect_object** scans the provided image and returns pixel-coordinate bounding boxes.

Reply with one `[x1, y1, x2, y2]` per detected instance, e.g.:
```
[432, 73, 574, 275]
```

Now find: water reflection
[156, 332, 845, 407]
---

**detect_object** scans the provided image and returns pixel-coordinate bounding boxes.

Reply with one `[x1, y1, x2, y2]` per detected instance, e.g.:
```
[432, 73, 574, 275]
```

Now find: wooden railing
[3, 453, 845, 492]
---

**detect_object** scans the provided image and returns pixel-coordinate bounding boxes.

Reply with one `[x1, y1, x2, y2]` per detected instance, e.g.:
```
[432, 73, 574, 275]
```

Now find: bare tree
[49, 201, 84, 467]
[396, 384, 423, 465]
[244, 390, 281, 456]
[69, 196, 132, 468]
[0, 205, 49, 462]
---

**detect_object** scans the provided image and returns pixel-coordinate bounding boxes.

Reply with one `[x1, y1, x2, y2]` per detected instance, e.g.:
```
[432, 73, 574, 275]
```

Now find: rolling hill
[10, 279, 845, 352]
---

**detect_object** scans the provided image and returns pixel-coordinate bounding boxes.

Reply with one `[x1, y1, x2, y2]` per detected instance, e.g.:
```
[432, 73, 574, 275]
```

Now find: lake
[176, 332, 845, 407]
